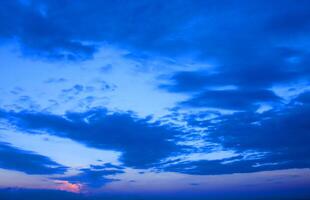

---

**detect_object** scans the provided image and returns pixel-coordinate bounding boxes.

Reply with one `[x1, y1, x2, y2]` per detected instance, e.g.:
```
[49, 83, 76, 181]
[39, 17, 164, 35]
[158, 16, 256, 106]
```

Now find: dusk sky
[0, 1, 310, 199]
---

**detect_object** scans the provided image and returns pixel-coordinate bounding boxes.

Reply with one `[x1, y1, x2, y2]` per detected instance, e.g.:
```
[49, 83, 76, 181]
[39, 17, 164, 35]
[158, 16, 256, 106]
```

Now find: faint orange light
[54, 180, 82, 193]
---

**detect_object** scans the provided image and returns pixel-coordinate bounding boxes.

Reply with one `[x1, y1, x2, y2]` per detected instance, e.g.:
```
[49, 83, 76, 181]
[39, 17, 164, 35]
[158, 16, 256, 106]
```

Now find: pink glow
[54, 180, 82, 193]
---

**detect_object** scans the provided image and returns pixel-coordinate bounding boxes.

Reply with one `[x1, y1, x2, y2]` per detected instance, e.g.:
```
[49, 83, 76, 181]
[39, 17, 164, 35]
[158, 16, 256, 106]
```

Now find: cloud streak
[0, 142, 67, 175]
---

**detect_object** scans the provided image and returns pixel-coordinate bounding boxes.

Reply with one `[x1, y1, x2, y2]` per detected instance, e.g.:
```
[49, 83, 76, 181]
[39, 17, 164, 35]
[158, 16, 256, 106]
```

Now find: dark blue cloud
[0, 142, 67, 174]
[0, 108, 185, 169]
[1, 0, 310, 62]
[160, 43, 309, 95]
[295, 91, 310, 104]
[180, 89, 281, 110]
[61, 84, 84, 95]
[163, 156, 307, 176]
[160, 65, 304, 93]
[44, 78, 67, 84]
[58, 164, 124, 188]
[0, 1, 97, 60]
[164, 94, 310, 175]
[90, 163, 125, 170]
[205, 105, 310, 153]
[1, 98, 310, 176]
[159, 47, 307, 111]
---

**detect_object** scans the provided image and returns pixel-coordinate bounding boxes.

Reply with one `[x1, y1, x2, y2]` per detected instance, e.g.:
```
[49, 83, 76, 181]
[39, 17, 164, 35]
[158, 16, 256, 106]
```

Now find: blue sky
[0, 0, 310, 199]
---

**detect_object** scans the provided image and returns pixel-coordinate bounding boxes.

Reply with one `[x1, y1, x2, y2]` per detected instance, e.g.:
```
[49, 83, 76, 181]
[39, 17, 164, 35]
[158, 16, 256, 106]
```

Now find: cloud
[0, 1, 96, 61]
[164, 94, 310, 175]
[44, 78, 67, 84]
[1, 0, 310, 63]
[0, 108, 185, 169]
[0, 142, 67, 175]
[57, 164, 124, 188]
[295, 91, 310, 104]
[180, 89, 281, 110]
[160, 67, 304, 93]
[90, 163, 125, 170]
[53, 180, 82, 193]
[205, 105, 310, 153]
[1, 98, 310, 177]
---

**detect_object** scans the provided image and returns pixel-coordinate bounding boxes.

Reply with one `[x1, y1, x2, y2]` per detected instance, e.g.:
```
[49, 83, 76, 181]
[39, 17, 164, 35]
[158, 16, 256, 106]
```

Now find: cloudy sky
[0, 0, 310, 199]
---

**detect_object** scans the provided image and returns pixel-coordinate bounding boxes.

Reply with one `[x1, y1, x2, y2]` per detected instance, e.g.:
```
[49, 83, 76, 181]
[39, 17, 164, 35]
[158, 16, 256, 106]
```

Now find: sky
[0, 0, 310, 199]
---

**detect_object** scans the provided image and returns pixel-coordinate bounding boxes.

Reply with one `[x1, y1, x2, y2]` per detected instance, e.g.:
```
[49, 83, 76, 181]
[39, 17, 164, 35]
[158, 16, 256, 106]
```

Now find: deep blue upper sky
[0, 0, 310, 199]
